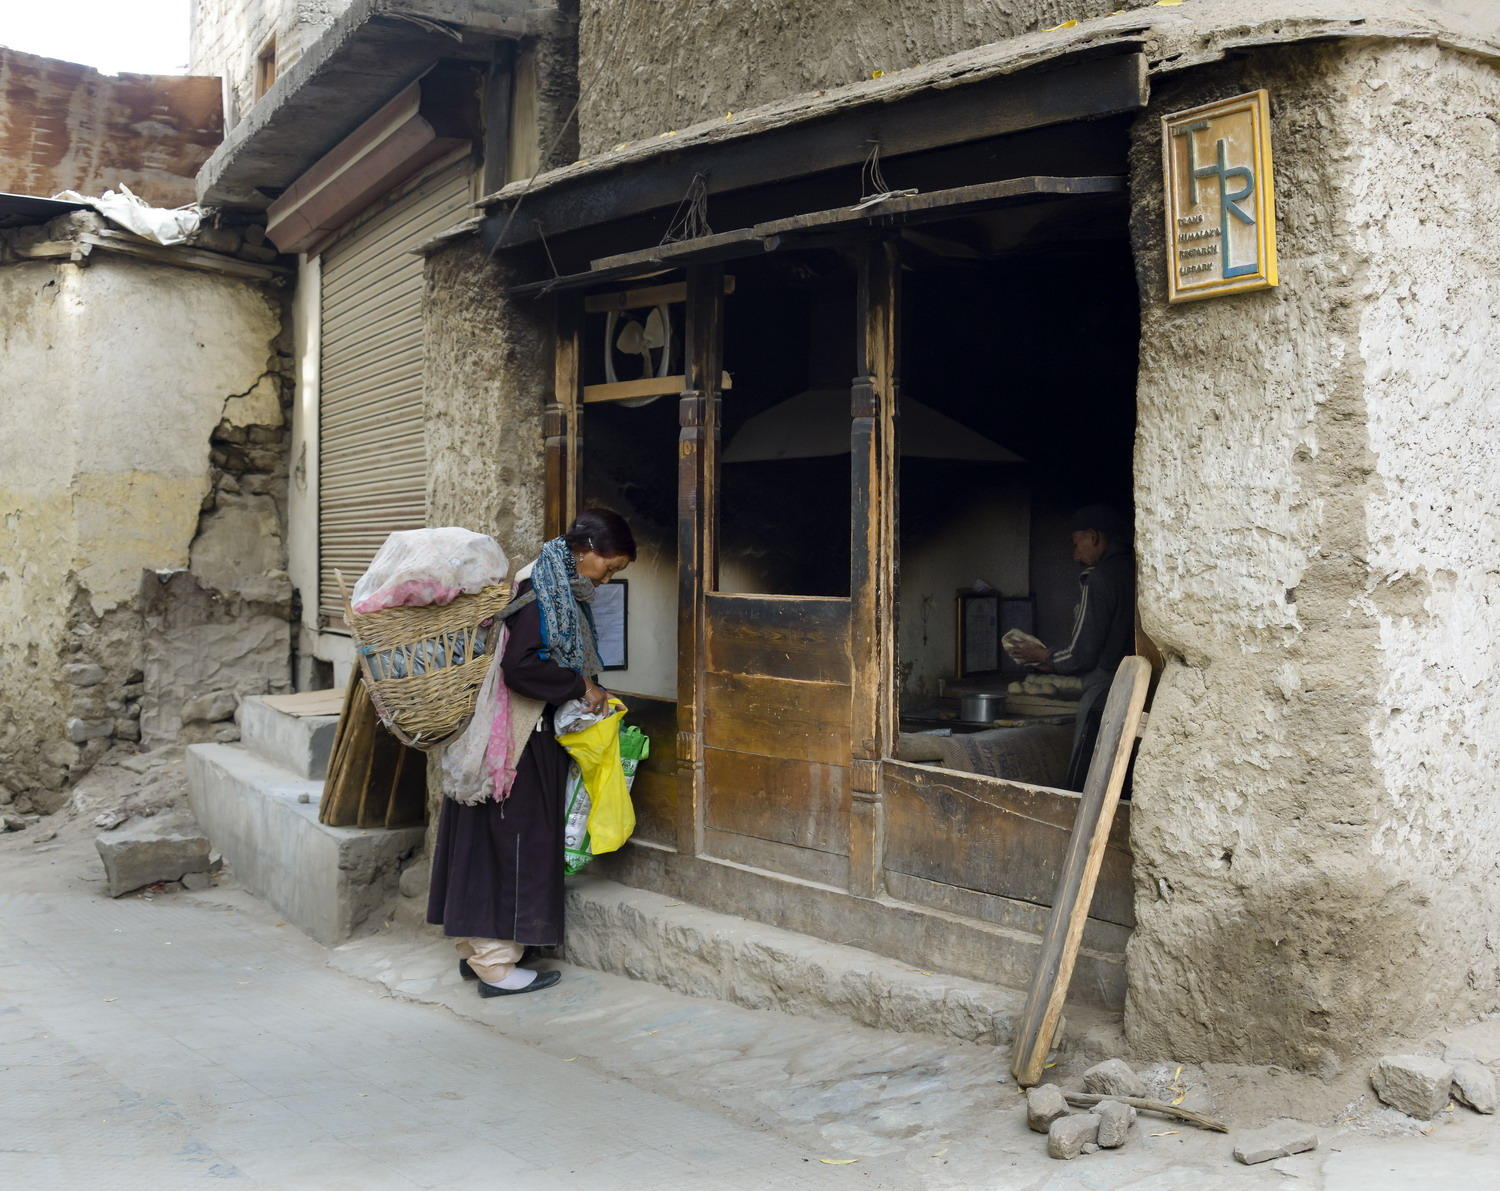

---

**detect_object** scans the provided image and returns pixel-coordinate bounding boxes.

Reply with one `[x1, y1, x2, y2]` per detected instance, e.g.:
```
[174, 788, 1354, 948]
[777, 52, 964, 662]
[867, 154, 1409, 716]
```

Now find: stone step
[238, 694, 339, 779]
[185, 743, 422, 946]
[561, 874, 1032, 1048]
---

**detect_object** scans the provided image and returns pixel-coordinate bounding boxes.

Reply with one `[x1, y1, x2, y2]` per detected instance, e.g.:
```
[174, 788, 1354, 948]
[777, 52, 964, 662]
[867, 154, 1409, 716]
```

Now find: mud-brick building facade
[190, 0, 1498, 1072]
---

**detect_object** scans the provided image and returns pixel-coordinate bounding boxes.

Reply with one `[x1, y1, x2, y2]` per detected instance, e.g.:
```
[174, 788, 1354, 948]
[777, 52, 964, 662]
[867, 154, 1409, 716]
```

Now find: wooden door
[699, 594, 853, 884]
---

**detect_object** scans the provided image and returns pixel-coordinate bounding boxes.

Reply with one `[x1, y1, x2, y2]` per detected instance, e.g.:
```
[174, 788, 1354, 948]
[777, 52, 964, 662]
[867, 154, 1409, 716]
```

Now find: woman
[427, 508, 635, 997]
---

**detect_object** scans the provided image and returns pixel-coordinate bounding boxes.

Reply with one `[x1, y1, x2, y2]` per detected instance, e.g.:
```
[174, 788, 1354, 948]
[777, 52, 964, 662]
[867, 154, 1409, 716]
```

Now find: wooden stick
[1011, 656, 1151, 1086]
[1062, 1092, 1228, 1133]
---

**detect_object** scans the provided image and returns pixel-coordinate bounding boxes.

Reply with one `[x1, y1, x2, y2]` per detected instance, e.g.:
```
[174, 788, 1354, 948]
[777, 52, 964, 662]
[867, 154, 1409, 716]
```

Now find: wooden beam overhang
[481, 51, 1145, 256]
[196, 0, 548, 208]
[505, 174, 1125, 298]
[266, 66, 480, 253]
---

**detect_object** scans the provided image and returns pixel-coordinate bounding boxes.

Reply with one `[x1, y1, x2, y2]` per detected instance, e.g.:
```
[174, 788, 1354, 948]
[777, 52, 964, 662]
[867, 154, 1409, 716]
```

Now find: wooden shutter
[317, 158, 471, 627]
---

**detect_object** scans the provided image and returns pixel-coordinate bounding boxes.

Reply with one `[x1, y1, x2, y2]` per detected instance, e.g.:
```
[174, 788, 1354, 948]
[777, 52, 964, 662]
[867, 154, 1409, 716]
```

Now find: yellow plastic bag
[555, 698, 635, 854]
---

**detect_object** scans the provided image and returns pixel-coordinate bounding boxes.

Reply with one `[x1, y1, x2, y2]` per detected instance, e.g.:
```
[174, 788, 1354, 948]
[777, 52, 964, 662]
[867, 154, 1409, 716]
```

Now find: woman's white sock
[486, 967, 539, 991]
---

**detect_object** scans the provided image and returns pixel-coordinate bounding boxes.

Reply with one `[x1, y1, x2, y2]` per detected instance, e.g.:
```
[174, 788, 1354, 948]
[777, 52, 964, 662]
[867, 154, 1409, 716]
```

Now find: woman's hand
[583, 682, 610, 715]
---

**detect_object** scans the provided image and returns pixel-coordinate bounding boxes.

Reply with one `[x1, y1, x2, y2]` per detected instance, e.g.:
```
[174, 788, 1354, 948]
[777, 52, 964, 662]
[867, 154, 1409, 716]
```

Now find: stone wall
[0, 48, 222, 205]
[575, 0, 1121, 155]
[1126, 40, 1500, 1070]
[189, 0, 353, 129]
[0, 230, 293, 812]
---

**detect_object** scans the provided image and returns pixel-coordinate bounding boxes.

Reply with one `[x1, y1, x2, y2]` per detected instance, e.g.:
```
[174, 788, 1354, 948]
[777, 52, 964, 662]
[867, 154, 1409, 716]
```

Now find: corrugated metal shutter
[317, 158, 472, 626]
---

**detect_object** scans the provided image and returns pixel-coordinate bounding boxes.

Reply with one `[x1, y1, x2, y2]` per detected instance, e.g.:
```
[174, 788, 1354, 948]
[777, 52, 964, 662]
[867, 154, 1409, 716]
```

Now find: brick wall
[189, 0, 353, 130]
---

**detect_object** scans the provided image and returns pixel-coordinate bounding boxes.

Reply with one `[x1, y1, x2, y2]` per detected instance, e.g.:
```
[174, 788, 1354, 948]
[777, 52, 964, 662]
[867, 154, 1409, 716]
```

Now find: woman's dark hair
[565, 507, 637, 561]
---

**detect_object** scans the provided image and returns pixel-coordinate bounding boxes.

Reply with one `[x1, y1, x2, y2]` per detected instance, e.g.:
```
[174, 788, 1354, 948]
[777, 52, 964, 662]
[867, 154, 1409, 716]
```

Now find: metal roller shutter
[317, 158, 472, 627]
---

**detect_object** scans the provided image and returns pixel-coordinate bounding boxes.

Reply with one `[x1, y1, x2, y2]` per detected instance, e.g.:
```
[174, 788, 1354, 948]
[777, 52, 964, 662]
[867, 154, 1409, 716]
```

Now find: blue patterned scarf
[502, 537, 602, 677]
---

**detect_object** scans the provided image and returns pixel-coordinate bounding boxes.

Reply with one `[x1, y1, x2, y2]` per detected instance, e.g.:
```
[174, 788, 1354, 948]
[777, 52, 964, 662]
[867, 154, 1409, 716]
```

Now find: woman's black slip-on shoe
[476, 970, 562, 998]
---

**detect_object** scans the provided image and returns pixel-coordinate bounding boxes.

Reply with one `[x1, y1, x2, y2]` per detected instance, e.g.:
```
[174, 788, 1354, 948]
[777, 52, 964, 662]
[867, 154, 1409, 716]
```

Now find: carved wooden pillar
[674, 265, 724, 856]
[848, 241, 900, 899]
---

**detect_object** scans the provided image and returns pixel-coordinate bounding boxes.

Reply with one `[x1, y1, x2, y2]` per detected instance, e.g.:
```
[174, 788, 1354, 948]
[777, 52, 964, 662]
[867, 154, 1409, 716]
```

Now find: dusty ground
[4, 756, 1499, 1189]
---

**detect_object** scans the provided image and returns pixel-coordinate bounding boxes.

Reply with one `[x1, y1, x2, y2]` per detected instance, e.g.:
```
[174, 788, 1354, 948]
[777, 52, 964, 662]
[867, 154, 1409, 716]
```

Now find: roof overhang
[196, 0, 554, 209]
[469, 0, 1496, 256]
[0, 192, 88, 230]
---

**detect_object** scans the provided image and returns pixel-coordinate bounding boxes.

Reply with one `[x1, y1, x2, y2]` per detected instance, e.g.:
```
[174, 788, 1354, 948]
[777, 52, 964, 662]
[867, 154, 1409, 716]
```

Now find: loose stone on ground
[1095, 1098, 1135, 1148]
[1232, 1120, 1319, 1165]
[1026, 1083, 1069, 1133]
[1371, 1054, 1455, 1120]
[94, 812, 213, 897]
[1450, 1060, 1497, 1114]
[1047, 1112, 1100, 1160]
[1081, 1057, 1148, 1099]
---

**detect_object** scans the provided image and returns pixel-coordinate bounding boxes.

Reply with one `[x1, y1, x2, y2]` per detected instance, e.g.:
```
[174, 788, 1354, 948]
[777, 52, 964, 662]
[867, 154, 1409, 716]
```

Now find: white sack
[351, 527, 510, 613]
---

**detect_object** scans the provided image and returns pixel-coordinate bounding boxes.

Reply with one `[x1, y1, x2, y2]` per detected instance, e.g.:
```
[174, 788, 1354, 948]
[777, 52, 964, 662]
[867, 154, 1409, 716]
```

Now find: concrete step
[185, 743, 423, 946]
[560, 874, 1033, 1048]
[238, 694, 338, 779]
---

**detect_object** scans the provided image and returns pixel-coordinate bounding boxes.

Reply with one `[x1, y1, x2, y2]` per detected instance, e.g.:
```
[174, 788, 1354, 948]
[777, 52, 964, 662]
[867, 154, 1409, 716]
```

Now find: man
[1010, 505, 1135, 791]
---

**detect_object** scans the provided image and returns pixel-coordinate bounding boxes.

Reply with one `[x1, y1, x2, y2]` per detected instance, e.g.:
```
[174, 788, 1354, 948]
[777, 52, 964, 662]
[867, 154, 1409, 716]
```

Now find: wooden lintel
[78, 233, 287, 281]
[481, 52, 1146, 251]
[507, 175, 1123, 297]
[582, 275, 735, 313]
[583, 372, 732, 404]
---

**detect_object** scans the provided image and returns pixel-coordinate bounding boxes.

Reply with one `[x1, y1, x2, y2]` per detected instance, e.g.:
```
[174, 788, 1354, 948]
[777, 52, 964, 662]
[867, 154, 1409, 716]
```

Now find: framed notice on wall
[592, 580, 628, 671]
[1162, 89, 1278, 302]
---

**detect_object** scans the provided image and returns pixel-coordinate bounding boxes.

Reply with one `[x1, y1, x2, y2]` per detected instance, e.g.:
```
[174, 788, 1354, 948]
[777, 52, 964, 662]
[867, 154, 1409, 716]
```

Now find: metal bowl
[959, 692, 1005, 723]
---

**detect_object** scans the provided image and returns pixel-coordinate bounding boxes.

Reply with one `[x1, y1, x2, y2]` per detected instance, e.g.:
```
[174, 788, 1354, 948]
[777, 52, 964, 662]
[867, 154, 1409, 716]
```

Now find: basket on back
[337, 571, 513, 750]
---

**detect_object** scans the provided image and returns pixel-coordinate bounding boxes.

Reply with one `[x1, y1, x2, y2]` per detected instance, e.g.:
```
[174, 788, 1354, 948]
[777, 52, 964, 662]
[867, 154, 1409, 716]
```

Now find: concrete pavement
[0, 853, 891, 1189]
[4, 814, 1499, 1190]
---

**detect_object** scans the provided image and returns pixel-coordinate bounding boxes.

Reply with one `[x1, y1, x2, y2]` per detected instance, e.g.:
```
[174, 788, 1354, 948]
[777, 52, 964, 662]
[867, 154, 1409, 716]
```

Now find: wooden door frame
[673, 265, 725, 857]
[849, 238, 901, 899]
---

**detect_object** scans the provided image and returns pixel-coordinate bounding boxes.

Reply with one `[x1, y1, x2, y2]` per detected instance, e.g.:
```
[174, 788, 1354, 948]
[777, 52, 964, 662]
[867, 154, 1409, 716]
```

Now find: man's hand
[583, 682, 610, 715]
[1010, 641, 1051, 666]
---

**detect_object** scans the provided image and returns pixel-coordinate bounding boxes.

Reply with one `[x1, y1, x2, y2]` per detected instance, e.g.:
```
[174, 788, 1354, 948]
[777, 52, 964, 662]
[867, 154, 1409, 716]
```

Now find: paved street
[0, 839, 888, 1190]
[4, 820, 1500, 1190]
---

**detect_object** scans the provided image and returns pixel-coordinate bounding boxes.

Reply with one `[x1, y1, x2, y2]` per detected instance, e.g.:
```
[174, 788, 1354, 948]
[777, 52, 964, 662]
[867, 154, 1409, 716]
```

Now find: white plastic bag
[351, 527, 509, 613]
[52, 184, 201, 246]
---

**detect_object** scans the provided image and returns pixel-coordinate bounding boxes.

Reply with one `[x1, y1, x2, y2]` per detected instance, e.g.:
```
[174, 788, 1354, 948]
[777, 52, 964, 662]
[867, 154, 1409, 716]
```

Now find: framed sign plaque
[1162, 90, 1278, 302]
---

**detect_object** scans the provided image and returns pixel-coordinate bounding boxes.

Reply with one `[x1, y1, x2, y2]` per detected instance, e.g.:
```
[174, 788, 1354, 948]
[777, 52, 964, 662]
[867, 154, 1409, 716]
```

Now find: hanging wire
[535, 221, 562, 279]
[659, 172, 712, 245]
[854, 138, 918, 211]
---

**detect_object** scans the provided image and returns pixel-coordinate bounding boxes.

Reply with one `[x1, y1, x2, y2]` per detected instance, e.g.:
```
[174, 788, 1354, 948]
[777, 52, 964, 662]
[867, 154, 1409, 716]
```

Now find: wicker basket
[337, 572, 514, 750]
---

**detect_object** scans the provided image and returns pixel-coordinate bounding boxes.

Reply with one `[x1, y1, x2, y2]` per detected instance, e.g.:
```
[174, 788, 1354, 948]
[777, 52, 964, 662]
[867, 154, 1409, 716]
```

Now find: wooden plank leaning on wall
[1012, 655, 1151, 1086]
[674, 265, 724, 856]
[848, 239, 900, 899]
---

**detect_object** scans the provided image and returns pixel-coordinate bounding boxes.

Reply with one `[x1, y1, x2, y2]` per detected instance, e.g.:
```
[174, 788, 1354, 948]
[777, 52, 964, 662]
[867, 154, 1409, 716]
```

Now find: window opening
[578, 292, 685, 699]
[254, 36, 278, 100]
[894, 208, 1138, 794]
[717, 250, 856, 598]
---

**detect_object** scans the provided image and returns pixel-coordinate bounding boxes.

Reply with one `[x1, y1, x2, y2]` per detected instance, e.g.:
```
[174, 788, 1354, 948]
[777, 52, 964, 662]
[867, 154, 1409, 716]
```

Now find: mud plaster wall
[1126, 41, 1500, 1070]
[0, 249, 292, 811]
[575, 0, 1123, 155]
[0, 48, 222, 206]
[417, 234, 550, 849]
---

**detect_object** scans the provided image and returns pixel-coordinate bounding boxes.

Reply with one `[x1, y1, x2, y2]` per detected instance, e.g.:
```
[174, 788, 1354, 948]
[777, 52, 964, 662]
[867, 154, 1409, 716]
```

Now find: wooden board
[704, 594, 851, 683]
[260, 689, 344, 717]
[703, 828, 850, 888]
[702, 671, 852, 767]
[882, 762, 1134, 928]
[704, 748, 850, 855]
[616, 693, 679, 848]
[1012, 656, 1151, 1087]
[581, 275, 735, 312]
[582, 371, 732, 403]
